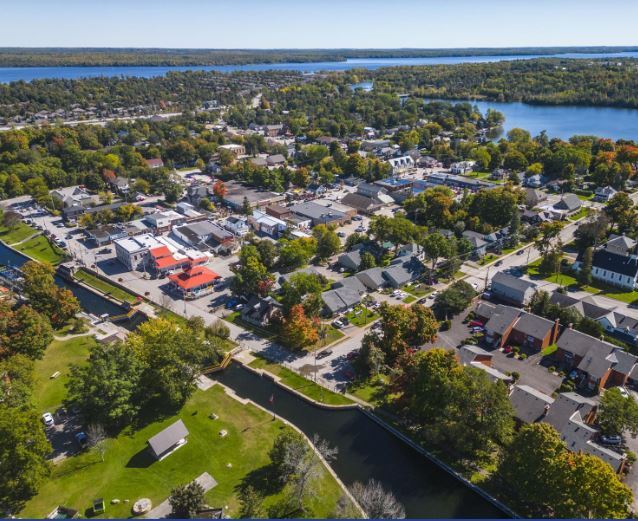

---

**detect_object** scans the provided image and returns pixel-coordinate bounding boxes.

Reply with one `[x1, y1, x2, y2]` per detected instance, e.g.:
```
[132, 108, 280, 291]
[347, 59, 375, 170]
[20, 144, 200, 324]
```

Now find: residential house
[396, 243, 425, 262]
[147, 419, 188, 460]
[509, 385, 554, 424]
[85, 224, 128, 246]
[387, 156, 415, 175]
[524, 188, 548, 208]
[552, 193, 583, 218]
[341, 192, 386, 214]
[250, 210, 287, 237]
[355, 267, 386, 291]
[490, 272, 537, 306]
[337, 251, 362, 272]
[321, 287, 362, 315]
[462, 230, 489, 259]
[450, 161, 476, 175]
[223, 216, 250, 237]
[382, 257, 424, 288]
[594, 185, 618, 202]
[112, 177, 130, 195]
[241, 296, 282, 328]
[218, 144, 246, 156]
[187, 184, 211, 207]
[264, 124, 284, 137]
[483, 304, 522, 348]
[168, 265, 221, 299]
[508, 313, 560, 351]
[458, 345, 512, 383]
[266, 154, 286, 167]
[176, 202, 205, 222]
[333, 276, 367, 295]
[51, 185, 97, 220]
[145, 158, 164, 169]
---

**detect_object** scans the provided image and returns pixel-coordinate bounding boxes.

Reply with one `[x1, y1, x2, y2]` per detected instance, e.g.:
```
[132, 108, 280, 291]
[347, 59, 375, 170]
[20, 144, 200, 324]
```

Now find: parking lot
[42, 409, 85, 463]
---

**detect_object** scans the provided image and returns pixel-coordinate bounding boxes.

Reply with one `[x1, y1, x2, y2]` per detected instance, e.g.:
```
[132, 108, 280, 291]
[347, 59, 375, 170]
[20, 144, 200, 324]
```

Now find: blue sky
[4, 0, 638, 48]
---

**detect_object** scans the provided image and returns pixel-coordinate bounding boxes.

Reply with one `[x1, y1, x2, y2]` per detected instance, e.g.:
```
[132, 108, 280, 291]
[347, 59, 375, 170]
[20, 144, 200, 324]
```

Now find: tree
[433, 280, 476, 319]
[127, 318, 208, 409]
[0, 405, 51, 513]
[419, 232, 450, 281]
[212, 179, 227, 199]
[277, 238, 317, 272]
[169, 481, 206, 519]
[598, 387, 638, 436]
[409, 304, 439, 345]
[279, 305, 319, 350]
[605, 192, 635, 234]
[66, 342, 143, 431]
[508, 209, 521, 246]
[313, 224, 341, 260]
[578, 246, 593, 286]
[269, 430, 309, 483]
[0, 303, 53, 360]
[350, 479, 405, 519]
[86, 423, 107, 462]
[255, 240, 277, 269]
[238, 485, 265, 518]
[232, 246, 271, 296]
[242, 196, 252, 216]
[2, 210, 21, 229]
[358, 251, 376, 271]
[280, 272, 324, 318]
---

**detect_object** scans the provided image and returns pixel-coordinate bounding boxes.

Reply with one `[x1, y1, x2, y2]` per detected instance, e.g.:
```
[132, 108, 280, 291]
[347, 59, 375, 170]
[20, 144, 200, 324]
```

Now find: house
[356, 182, 394, 203]
[490, 169, 509, 181]
[266, 205, 292, 220]
[147, 419, 189, 460]
[382, 257, 423, 288]
[544, 392, 625, 472]
[51, 186, 97, 220]
[508, 313, 560, 351]
[396, 243, 425, 262]
[483, 304, 522, 348]
[241, 296, 281, 327]
[509, 385, 554, 424]
[340, 192, 386, 214]
[552, 193, 583, 218]
[523, 174, 544, 188]
[250, 210, 287, 237]
[112, 177, 130, 195]
[187, 184, 211, 207]
[168, 265, 221, 299]
[333, 276, 367, 295]
[450, 161, 476, 175]
[289, 201, 348, 227]
[594, 185, 618, 202]
[218, 143, 246, 156]
[321, 287, 361, 315]
[555, 328, 638, 391]
[85, 224, 127, 246]
[173, 221, 236, 254]
[145, 158, 164, 169]
[264, 124, 284, 137]
[387, 156, 415, 175]
[337, 251, 362, 271]
[222, 181, 285, 211]
[462, 231, 488, 258]
[524, 188, 548, 207]
[249, 156, 268, 168]
[573, 238, 638, 290]
[176, 202, 204, 221]
[490, 272, 537, 306]
[355, 267, 386, 291]
[223, 216, 250, 237]
[373, 177, 414, 202]
[266, 154, 286, 167]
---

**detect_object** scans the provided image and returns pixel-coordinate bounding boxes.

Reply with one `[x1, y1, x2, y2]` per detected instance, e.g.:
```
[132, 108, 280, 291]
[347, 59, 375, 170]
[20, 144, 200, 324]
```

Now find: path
[145, 472, 217, 519]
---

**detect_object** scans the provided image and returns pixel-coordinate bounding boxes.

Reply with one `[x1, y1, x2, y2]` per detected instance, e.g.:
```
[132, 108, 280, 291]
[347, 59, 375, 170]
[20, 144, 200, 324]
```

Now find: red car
[469, 320, 484, 327]
[503, 345, 512, 354]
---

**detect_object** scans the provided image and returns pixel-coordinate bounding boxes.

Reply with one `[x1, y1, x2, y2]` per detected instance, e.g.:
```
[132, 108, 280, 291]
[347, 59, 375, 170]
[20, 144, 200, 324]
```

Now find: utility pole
[484, 266, 490, 293]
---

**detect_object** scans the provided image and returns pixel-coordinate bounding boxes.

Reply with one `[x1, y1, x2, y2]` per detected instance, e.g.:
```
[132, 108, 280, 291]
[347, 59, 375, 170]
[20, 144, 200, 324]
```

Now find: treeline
[1, 46, 637, 67]
[368, 58, 638, 108]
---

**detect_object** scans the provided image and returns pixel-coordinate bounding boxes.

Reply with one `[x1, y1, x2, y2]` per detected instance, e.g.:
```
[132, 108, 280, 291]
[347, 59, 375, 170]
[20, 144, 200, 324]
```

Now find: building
[169, 265, 221, 299]
[114, 234, 162, 270]
[387, 156, 415, 175]
[355, 267, 386, 291]
[373, 177, 414, 202]
[381, 257, 423, 288]
[147, 419, 189, 460]
[552, 193, 582, 218]
[289, 201, 348, 227]
[337, 251, 362, 271]
[241, 296, 282, 327]
[483, 304, 522, 348]
[222, 181, 285, 211]
[85, 224, 128, 246]
[250, 210, 288, 237]
[458, 345, 512, 383]
[462, 231, 489, 258]
[524, 188, 548, 207]
[450, 161, 476, 175]
[51, 186, 97, 220]
[423, 172, 494, 191]
[594, 185, 618, 202]
[508, 313, 560, 351]
[173, 221, 236, 254]
[145, 158, 164, 169]
[313, 199, 357, 219]
[148, 245, 207, 275]
[509, 385, 554, 424]
[144, 210, 186, 233]
[218, 143, 246, 156]
[332, 276, 367, 295]
[321, 287, 361, 315]
[490, 272, 537, 306]
[266, 205, 292, 220]
[223, 216, 250, 237]
[266, 154, 286, 167]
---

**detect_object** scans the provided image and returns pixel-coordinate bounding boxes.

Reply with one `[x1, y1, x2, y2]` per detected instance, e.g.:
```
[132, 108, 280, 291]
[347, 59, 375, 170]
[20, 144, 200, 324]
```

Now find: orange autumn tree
[212, 179, 227, 199]
[279, 304, 319, 350]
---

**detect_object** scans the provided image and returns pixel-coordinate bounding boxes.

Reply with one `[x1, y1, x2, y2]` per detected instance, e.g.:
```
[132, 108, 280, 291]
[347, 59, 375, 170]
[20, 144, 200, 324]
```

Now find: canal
[213, 363, 509, 519]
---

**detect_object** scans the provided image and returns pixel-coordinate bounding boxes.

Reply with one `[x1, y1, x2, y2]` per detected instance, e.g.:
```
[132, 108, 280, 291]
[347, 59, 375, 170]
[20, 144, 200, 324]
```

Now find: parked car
[332, 319, 344, 329]
[468, 320, 484, 327]
[42, 412, 54, 427]
[471, 326, 485, 333]
[495, 260, 503, 267]
[352, 215, 363, 221]
[337, 232, 346, 238]
[316, 349, 333, 359]
[225, 298, 238, 309]
[517, 249, 525, 255]
[600, 434, 622, 446]
[75, 432, 88, 448]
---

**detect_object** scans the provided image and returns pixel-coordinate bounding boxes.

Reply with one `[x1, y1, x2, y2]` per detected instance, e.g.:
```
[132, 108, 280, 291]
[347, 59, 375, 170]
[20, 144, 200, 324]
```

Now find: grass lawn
[477, 254, 499, 266]
[568, 207, 590, 221]
[75, 269, 139, 305]
[15, 235, 66, 264]
[0, 222, 36, 244]
[225, 311, 277, 339]
[541, 343, 558, 357]
[576, 192, 595, 201]
[33, 336, 98, 413]
[249, 357, 353, 406]
[21, 386, 348, 519]
[402, 295, 417, 304]
[404, 283, 433, 297]
[318, 325, 345, 348]
[344, 306, 379, 327]
[349, 375, 388, 405]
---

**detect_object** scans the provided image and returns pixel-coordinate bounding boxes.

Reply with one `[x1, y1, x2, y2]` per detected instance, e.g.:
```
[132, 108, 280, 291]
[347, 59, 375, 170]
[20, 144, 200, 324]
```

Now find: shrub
[511, 371, 520, 382]
[440, 319, 451, 331]
[548, 366, 556, 373]
[520, 353, 527, 360]
[559, 379, 576, 393]
[512, 346, 520, 354]
[626, 451, 637, 466]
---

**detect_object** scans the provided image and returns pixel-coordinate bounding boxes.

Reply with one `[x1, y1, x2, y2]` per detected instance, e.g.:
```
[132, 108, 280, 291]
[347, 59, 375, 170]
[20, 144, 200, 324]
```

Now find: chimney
[552, 318, 561, 344]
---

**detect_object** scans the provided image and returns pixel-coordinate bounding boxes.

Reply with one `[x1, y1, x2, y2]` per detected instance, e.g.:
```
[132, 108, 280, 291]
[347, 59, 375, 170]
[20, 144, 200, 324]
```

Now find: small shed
[147, 419, 189, 460]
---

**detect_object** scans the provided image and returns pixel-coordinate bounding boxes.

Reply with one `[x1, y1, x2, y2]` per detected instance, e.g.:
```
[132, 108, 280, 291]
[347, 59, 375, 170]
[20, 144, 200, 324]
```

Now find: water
[213, 363, 508, 519]
[2, 51, 638, 83]
[429, 98, 638, 141]
[0, 241, 126, 317]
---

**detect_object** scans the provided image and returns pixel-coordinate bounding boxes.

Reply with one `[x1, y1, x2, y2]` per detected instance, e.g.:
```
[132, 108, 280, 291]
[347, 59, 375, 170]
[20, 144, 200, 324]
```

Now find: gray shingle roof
[147, 419, 189, 458]
[484, 304, 521, 335]
[513, 313, 555, 339]
[355, 267, 386, 289]
[491, 272, 537, 296]
[509, 385, 554, 423]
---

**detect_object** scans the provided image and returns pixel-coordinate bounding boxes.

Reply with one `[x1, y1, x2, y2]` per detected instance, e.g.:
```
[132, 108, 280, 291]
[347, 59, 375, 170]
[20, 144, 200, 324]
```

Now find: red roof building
[149, 246, 206, 274]
[145, 158, 165, 169]
[168, 265, 221, 299]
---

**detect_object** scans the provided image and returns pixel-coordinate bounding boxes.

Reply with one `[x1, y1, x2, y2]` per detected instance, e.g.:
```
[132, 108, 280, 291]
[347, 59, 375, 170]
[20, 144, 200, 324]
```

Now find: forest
[366, 58, 638, 108]
[0, 46, 636, 66]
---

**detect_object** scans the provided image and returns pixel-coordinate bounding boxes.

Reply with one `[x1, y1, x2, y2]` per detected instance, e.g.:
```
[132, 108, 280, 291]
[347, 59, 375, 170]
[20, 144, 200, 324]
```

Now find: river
[213, 363, 508, 519]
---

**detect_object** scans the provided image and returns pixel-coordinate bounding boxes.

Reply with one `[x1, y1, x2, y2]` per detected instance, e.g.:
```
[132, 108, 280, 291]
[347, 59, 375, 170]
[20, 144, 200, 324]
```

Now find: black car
[316, 349, 333, 359]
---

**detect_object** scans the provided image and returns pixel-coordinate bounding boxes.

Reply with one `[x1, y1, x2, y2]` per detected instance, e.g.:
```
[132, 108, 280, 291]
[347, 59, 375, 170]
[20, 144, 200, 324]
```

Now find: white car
[42, 412, 55, 427]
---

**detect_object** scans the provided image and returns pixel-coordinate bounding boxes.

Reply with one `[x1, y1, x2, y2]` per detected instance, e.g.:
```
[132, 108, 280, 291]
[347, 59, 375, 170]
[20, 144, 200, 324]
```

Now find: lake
[428, 98, 638, 141]
[2, 51, 638, 83]
[213, 362, 509, 519]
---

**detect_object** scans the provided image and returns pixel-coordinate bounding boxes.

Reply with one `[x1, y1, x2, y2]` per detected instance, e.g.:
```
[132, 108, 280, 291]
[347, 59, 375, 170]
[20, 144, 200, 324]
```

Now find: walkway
[145, 472, 217, 519]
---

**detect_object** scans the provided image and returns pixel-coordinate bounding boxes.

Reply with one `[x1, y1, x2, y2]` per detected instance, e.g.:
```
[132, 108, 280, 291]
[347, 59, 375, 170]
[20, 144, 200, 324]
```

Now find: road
[0, 112, 183, 132]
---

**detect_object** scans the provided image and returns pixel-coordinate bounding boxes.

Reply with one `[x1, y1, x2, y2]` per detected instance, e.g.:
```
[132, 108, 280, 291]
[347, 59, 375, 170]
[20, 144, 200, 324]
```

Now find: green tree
[313, 224, 341, 260]
[358, 251, 376, 271]
[66, 342, 143, 431]
[242, 196, 252, 216]
[277, 238, 317, 272]
[169, 481, 205, 519]
[420, 232, 450, 281]
[238, 485, 265, 519]
[1, 303, 53, 360]
[433, 280, 476, 319]
[605, 192, 635, 234]
[0, 405, 51, 513]
[598, 387, 638, 436]
[578, 246, 593, 286]
[232, 246, 270, 296]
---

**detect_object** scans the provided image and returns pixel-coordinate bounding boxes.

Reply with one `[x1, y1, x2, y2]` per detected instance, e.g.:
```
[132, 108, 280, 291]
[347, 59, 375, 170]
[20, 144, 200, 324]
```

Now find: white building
[387, 155, 415, 175]
[223, 216, 250, 237]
